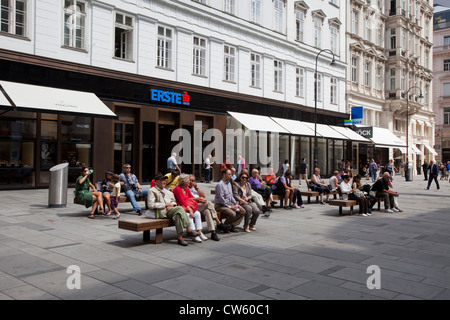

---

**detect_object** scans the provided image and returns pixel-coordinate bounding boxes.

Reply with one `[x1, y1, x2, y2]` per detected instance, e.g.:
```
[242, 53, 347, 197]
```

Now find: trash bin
[405, 165, 412, 182]
[48, 163, 69, 208]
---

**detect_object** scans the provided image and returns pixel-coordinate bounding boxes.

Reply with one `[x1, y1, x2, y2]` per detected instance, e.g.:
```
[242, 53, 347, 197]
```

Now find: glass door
[114, 122, 134, 175]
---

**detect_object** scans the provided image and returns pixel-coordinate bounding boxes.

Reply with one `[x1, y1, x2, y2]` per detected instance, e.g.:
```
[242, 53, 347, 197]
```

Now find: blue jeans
[371, 171, 377, 182]
[125, 189, 149, 212]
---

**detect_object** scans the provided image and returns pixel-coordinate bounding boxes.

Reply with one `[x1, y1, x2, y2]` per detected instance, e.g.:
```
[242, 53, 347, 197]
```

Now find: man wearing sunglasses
[119, 164, 148, 215]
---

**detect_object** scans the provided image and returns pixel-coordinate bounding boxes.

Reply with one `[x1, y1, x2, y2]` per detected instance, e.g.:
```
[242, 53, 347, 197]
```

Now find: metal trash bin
[405, 165, 412, 182]
[48, 163, 69, 208]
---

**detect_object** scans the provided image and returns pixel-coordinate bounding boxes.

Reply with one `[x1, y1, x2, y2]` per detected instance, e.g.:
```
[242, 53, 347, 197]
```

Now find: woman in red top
[264, 167, 277, 186]
[173, 174, 205, 242]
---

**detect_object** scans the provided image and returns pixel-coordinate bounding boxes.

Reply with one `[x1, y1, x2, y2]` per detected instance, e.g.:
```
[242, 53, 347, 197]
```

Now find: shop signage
[353, 126, 373, 138]
[351, 106, 363, 124]
[150, 89, 190, 106]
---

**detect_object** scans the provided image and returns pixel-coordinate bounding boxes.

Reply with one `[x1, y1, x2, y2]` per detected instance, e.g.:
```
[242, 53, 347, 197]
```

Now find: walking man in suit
[422, 161, 429, 181]
[426, 160, 440, 190]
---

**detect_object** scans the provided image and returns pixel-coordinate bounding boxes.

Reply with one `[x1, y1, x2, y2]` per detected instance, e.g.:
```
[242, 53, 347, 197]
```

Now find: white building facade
[0, 0, 352, 188]
[346, 0, 435, 176]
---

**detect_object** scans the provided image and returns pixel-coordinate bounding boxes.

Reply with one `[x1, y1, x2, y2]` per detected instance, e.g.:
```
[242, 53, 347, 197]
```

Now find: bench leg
[307, 197, 311, 204]
[350, 206, 354, 215]
[339, 206, 343, 216]
[378, 201, 381, 211]
[143, 230, 150, 242]
[155, 228, 163, 244]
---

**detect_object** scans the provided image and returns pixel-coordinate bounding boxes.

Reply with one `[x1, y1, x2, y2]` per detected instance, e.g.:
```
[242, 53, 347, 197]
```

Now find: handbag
[185, 197, 198, 212]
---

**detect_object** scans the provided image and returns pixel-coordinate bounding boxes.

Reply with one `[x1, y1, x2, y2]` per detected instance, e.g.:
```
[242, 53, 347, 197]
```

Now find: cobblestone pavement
[0, 176, 449, 300]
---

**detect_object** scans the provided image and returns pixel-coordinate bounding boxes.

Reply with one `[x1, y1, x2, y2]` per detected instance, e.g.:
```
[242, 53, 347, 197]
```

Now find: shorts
[111, 196, 120, 210]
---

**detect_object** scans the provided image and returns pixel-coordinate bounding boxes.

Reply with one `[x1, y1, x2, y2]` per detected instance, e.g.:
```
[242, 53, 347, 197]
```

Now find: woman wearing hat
[75, 167, 104, 219]
[100, 170, 114, 213]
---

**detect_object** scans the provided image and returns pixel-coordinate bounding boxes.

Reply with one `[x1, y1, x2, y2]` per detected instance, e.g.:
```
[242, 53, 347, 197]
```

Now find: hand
[198, 197, 207, 203]
[166, 203, 173, 210]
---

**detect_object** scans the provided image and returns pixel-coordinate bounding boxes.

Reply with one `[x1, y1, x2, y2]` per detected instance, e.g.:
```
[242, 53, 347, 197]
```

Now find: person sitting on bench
[147, 174, 200, 246]
[119, 163, 148, 215]
[310, 167, 330, 205]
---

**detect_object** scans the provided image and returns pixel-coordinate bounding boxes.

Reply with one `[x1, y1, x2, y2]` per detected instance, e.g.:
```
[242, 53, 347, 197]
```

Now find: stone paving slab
[0, 177, 449, 301]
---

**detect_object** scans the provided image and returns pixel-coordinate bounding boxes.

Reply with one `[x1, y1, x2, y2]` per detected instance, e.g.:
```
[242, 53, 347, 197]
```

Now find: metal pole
[314, 49, 336, 172]
[405, 85, 423, 181]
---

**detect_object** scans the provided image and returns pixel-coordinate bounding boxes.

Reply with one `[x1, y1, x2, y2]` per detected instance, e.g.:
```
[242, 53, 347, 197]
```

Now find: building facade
[433, 4, 450, 163]
[346, 0, 436, 175]
[0, 0, 354, 189]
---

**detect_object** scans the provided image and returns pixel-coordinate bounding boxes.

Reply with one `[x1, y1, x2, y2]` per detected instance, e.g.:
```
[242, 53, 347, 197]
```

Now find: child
[111, 174, 121, 219]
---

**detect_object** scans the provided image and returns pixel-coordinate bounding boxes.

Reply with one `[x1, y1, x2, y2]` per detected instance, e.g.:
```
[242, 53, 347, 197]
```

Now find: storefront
[1, 56, 354, 189]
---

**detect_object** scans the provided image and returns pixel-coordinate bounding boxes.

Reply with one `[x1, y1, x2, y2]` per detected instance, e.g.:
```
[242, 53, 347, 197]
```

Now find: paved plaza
[0, 176, 449, 301]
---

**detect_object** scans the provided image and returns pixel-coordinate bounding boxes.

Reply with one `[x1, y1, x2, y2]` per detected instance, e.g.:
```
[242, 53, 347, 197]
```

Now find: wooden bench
[74, 192, 148, 212]
[329, 199, 358, 215]
[118, 212, 222, 244]
[301, 180, 320, 204]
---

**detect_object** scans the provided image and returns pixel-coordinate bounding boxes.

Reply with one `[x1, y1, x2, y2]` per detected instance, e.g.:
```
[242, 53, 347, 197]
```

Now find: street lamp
[314, 49, 337, 171]
[405, 85, 424, 181]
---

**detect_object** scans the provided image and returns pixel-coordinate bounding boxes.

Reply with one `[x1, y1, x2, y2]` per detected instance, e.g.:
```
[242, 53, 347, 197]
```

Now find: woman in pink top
[172, 174, 205, 242]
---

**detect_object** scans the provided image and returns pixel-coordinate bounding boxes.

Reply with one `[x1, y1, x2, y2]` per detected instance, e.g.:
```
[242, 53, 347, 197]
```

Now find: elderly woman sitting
[233, 171, 262, 232]
[172, 174, 206, 243]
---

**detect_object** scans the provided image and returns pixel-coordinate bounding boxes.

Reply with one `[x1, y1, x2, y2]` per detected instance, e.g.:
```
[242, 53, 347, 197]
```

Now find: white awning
[394, 147, 407, 153]
[329, 125, 370, 143]
[370, 126, 406, 147]
[424, 144, 438, 156]
[302, 122, 349, 140]
[0, 89, 12, 107]
[0, 81, 117, 118]
[270, 117, 316, 136]
[228, 111, 289, 133]
[411, 145, 422, 155]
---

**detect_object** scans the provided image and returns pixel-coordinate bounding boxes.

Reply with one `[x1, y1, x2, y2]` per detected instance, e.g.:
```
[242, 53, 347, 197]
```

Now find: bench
[301, 180, 319, 204]
[329, 199, 358, 215]
[74, 192, 148, 212]
[118, 212, 222, 244]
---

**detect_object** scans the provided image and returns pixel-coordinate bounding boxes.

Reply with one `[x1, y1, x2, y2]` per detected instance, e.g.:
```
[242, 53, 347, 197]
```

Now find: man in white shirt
[167, 152, 181, 173]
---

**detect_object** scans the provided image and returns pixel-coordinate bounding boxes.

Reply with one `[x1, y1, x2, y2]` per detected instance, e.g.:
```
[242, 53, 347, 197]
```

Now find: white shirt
[339, 181, 352, 200]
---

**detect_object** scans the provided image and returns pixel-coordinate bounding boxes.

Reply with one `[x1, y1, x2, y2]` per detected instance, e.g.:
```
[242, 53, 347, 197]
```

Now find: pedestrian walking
[422, 161, 429, 181]
[426, 160, 440, 190]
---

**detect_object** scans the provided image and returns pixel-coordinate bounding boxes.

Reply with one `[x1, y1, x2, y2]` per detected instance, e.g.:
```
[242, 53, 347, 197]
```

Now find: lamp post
[405, 85, 424, 181]
[314, 49, 337, 171]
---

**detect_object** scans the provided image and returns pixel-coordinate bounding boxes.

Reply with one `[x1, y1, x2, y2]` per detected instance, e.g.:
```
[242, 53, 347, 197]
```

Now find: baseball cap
[154, 173, 168, 181]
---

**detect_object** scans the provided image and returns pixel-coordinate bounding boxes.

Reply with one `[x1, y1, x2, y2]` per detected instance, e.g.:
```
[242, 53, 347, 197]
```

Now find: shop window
[0, 116, 36, 188]
[61, 115, 92, 183]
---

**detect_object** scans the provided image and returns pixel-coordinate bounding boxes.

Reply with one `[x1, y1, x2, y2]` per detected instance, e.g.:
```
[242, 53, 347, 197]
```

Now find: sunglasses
[124, 167, 131, 169]
[241, 176, 248, 179]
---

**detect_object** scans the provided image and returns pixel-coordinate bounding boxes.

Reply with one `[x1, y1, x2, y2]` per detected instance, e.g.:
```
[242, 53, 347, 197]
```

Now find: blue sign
[150, 89, 190, 106]
[351, 106, 363, 125]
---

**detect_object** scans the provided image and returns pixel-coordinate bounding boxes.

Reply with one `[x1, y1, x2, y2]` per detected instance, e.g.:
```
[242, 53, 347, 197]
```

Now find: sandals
[88, 215, 97, 219]
[113, 214, 120, 220]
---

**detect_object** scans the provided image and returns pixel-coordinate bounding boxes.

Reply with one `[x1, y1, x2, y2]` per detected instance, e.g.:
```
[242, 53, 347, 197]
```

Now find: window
[390, 69, 396, 91]
[376, 26, 382, 46]
[364, 62, 370, 87]
[157, 26, 172, 69]
[364, 17, 370, 41]
[314, 18, 322, 48]
[251, 0, 261, 24]
[63, 0, 86, 49]
[114, 12, 134, 60]
[351, 57, 358, 83]
[390, 28, 396, 49]
[444, 108, 450, 125]
[444, 59, 450, 71]
[425, 84, 429, 105]
[444, 35, 450, 46]
[224, 0, 235, 15]
[330, 25, 338, 54]
[273, 0, 283, 33]
[401, 28, 406, 49]
[295, 10, 304, 42]
[401, 69, 405, 90]
[296, 67, 305, 97]
[330, 0, 339, 5]
[274, 59, 283, 92]
[1, 0, 27, 36]
[193, 36, 207, 76]
[376, 67, 382, 90]
[224, 45, 235, 82]
[251, 53, 261, 87]
[330, 77, 337, 104]
[352, 11, 358, 35]
[443, 82, 450, 97]
[316, 73, 322, 102]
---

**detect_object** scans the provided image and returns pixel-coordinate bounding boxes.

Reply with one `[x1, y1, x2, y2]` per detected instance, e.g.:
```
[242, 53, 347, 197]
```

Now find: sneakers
[293, 204, 300, 209]
[385, 208, 394, 213]
[192, 236, 202, 243]
[199, 233, 208, 241]
[361, 213, 368, 217]
[283, 206, 292, 210]
[392, 208, 400, 212]
[211, 232, 220, 241]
